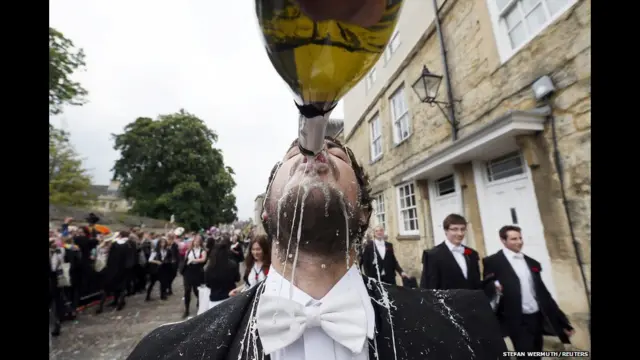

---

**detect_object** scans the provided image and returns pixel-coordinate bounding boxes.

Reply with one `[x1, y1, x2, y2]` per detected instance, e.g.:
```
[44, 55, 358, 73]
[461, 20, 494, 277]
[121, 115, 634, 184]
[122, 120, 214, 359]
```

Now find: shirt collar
[502, 247, 523, 259]
[263, 264, 375, 340]
[445, 239, 463, 251]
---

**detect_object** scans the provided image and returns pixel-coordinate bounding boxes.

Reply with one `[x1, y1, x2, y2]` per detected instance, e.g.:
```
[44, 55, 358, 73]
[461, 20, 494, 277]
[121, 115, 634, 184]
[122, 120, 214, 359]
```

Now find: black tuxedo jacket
[361, 240, 403, 284]
[483, 251, 573, 344]
[423, 242, 483, 291]
[127, 276, 507, 360]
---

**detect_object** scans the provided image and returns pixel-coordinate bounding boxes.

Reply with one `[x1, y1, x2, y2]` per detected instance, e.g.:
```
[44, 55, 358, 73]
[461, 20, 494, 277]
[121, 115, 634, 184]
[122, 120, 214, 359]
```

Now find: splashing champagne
[255, 0, 405, 155]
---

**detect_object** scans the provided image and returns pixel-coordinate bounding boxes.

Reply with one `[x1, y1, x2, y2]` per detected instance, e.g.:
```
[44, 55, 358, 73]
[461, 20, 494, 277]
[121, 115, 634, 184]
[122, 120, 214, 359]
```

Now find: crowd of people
[49, 209, 578, 360]
[48, 213, 271, 338]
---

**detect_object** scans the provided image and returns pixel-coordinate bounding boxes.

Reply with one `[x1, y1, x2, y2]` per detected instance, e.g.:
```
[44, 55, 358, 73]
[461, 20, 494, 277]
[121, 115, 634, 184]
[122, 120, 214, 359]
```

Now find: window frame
[383, 31, 401, 64]
[389, 86, 411, 144]
[396, 182, 419, 236]
[369, 113, 383, 161]
[365, 67, 377, 92]
[486, 0, 578, 62]
[373, 193, 386, 230]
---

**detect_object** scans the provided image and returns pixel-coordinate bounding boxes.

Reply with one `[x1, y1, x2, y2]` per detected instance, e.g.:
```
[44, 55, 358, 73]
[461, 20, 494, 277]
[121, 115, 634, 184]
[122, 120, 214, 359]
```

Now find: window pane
[496, 0, 511, 11]
[508, 22, 528, 48]
[504, 7, 522, 30]
[525, 4, 548, 34]
[437, 175, 456, 196]
[546, 0, 570, 15]
[521, 0, 542, 13]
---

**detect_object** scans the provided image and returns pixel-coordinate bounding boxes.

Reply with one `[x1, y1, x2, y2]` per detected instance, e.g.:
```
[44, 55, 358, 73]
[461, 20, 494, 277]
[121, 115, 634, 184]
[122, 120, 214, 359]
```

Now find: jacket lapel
[440, 243, 467, 281]
[227, 283, 271, 360]
[363, 276, 397, 360]
[497, 250, 521, 289]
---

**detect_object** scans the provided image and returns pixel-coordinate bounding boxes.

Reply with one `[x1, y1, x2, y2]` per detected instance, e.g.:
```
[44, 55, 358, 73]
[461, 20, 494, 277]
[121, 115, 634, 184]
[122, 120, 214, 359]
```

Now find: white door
[474, 151, 557, 299]
[429, 174, 463, 246]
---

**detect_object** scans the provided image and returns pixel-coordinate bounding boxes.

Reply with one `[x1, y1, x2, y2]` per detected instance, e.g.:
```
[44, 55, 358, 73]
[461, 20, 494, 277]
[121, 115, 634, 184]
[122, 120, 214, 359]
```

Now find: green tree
[49, 27, 88, 116]
[112, 110, 238, 229]
[49, 127, 95, 206]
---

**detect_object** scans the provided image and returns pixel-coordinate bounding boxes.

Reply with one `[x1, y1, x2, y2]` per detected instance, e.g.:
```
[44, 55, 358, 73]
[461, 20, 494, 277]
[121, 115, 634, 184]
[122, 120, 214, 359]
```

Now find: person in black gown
[96, 231, 130, 313]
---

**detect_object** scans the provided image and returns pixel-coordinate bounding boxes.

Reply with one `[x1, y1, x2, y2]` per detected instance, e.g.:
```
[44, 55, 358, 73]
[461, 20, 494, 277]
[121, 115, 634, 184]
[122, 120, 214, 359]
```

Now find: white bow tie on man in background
[256, 292, 368, 355]
[451, 246, 464, 254]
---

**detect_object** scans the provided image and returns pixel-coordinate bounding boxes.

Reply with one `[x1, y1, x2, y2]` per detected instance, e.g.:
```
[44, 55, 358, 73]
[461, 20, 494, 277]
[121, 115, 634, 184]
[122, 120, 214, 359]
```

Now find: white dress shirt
[186, 248, 203, 262]
[444, 240, 468, 279]
[373, 239, 386, 259]
[261, 265, 375, 360]
[247, 263, 267, 288]
[148, 249, 167, 262]
[502, 248, 539, 314]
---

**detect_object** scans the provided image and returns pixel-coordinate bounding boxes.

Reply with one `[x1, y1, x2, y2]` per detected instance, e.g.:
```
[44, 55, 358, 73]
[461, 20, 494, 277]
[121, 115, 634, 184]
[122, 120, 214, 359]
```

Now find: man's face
[445, 223, 466, 246]
[265, 139, 367, 259]
[502, 230, 523, 252]
[374, 226, 384, 239]
[268, 139, 360, 206]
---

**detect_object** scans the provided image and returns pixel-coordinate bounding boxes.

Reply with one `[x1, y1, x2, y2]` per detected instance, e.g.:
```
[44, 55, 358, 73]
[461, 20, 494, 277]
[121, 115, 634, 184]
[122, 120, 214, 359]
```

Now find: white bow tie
[256, 293, 368, 354]
[512, 253, 524, 259]
[451, 246, 464, 254]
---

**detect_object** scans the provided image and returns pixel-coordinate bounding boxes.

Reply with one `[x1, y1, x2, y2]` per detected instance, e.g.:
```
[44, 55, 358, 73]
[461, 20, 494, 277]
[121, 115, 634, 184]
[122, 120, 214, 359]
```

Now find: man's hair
[262, 137, 372, 258]
[499, 225, 521, 240]
[443, 214, 467, 230]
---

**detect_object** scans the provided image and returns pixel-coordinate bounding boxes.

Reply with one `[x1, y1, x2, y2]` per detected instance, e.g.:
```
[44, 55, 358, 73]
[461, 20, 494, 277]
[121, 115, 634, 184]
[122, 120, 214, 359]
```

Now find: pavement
[50, 276, 188, 360]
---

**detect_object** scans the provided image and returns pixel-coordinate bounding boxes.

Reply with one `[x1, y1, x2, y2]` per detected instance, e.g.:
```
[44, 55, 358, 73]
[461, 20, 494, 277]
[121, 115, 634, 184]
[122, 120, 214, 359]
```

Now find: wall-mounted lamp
[411, 65, 461, 139]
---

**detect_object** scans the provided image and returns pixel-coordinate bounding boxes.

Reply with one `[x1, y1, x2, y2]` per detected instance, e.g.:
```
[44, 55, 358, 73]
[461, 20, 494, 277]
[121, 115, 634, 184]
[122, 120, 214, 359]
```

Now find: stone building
[254, 193, 267, 236]
[90, 180, 133, 213]
[343, 0, 590, 350]
[326, 118, 345, 143]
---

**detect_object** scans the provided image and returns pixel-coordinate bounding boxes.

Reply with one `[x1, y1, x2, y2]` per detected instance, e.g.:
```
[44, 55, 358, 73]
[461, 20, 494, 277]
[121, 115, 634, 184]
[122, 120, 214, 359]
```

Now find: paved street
[50, 276, 188, 360]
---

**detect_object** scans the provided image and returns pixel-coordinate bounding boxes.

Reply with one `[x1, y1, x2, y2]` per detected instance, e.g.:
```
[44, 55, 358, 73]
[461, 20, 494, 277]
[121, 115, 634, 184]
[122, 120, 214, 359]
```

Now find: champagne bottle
[256, 0, 405, 106]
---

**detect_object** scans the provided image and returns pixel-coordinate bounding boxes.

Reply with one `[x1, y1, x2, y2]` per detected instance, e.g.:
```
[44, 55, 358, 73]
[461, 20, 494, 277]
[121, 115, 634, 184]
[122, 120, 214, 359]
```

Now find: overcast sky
[50, 0, 344, 221]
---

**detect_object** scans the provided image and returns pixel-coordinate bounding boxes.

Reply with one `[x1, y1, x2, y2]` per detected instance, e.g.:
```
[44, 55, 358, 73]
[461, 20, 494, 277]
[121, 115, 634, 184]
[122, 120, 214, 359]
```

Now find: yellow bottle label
[257, 0, 405, 104]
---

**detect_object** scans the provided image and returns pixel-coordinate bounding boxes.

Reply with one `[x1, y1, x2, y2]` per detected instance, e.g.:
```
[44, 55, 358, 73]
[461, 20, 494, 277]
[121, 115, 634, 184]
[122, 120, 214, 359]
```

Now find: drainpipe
[543, 99, 591, 338]
[431, 0, 458, 141]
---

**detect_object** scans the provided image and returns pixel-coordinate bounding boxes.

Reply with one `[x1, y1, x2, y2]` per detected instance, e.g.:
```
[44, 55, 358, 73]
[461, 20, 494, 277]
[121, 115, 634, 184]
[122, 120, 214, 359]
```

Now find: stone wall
[49, 204, 168, 230]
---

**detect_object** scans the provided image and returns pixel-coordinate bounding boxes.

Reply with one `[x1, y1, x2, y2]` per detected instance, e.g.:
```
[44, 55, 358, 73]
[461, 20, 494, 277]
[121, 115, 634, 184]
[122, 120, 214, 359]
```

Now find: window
[397, 183, 419, 235]
[374, 193, 386, 230]
[390, 87, 411, 143]
[435, 175, 456, 196]
[365, 68, 377, 92]
[489, 0, 575, 61]
[486, 151, 526, 182]
[384, 31, 401, 63]
[369, 114, 383, 160]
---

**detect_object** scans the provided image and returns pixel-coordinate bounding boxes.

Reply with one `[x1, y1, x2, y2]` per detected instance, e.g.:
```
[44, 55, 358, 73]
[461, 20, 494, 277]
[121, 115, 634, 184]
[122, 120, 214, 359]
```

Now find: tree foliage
[112, 110, 238, 229]
[49, 27, 88, 116]
[50, 127, 95, 206]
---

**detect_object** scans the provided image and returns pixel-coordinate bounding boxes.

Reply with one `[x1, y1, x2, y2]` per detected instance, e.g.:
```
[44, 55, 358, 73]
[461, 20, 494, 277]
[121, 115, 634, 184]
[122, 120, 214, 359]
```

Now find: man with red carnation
[483, 225, 575, 359]
[421, 214, 485, 291]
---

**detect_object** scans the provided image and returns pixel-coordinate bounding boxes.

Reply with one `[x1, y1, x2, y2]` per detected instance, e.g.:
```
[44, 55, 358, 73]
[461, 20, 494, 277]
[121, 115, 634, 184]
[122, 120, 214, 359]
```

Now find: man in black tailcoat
[422, 214, 485, 292]
[127, 136, 507, 360]
[483, 225, 575, 359]
[361, 225, 408, 284]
